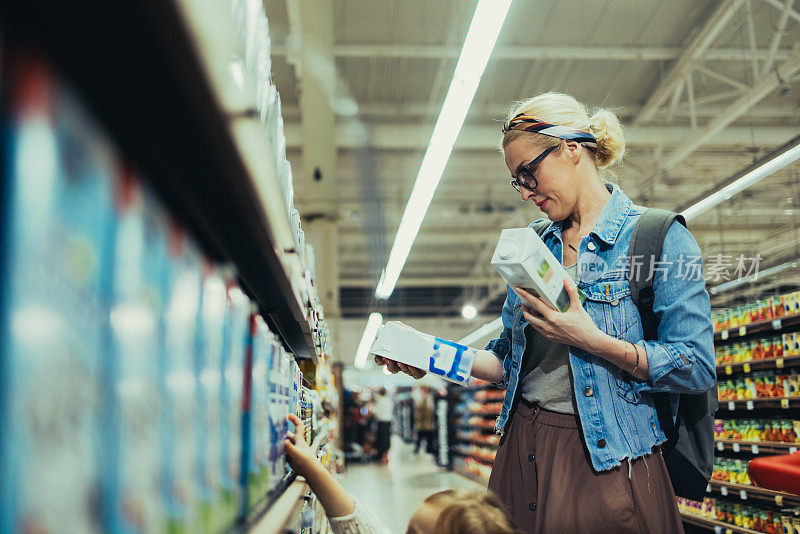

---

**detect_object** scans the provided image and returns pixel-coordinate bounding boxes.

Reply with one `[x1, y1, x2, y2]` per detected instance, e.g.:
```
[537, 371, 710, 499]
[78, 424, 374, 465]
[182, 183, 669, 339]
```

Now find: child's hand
[285, 414, 322, 478]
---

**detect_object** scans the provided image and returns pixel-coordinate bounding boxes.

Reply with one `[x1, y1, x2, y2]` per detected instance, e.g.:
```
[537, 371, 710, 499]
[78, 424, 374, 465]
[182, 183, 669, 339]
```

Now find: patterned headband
[502, 113, 597, 149]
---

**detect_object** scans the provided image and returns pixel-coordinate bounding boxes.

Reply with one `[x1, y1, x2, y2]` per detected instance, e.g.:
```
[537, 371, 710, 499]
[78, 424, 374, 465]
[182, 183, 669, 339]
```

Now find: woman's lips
[536, 199, 548, 210]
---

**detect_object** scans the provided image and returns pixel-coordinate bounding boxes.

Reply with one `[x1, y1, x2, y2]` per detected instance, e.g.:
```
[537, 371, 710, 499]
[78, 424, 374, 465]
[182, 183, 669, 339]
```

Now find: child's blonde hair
[502, 92, 625, 169]
[409, 489, 519, 534]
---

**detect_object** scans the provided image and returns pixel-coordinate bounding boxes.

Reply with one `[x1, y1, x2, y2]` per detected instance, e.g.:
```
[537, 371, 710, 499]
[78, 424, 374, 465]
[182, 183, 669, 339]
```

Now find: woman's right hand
[373, 355, 427, 380]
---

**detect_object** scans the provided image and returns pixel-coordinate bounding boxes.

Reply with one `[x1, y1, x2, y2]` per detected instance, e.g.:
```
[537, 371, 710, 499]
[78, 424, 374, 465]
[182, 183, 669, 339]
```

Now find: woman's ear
[564, 140, 582, 165]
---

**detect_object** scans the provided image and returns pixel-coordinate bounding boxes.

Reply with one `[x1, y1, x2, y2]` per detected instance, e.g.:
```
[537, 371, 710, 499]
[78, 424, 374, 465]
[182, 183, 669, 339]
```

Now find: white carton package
[369, 322, 477, 385]
[490, 227, 585, 312]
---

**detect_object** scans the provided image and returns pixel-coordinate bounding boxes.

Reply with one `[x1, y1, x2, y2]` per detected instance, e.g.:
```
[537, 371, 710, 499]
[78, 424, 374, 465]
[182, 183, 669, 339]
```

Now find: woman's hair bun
[589, 109, 625, 168]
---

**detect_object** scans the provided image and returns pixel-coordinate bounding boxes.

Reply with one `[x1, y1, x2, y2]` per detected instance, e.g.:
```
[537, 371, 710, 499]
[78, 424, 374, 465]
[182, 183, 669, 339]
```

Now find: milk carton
[369, 323, 478, 385]
[196, 266, 228, 533]
[219, 284, 251, 524]
[107, 177, 164, 533]
[1, 64, 113, 533]
[160, 228, 202, 532]
[490, 227, 584, 312]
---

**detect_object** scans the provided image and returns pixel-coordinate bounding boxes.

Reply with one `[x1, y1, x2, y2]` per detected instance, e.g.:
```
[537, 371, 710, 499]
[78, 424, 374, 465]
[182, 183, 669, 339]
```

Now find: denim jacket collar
[540, 182, 632, 246]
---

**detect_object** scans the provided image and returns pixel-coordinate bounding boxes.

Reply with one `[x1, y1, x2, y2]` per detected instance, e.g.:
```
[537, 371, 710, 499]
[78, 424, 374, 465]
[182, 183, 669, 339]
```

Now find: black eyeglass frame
[509, 145, 557, 193]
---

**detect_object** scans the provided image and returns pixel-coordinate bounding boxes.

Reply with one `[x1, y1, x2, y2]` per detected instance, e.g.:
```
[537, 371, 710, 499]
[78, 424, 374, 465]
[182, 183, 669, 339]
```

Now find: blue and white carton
[369, 322, 477, 385]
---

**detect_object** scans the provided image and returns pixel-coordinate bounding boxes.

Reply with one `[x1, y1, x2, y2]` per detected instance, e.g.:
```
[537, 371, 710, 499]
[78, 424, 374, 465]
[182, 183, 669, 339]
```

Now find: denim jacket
[485, 183, 716, 472]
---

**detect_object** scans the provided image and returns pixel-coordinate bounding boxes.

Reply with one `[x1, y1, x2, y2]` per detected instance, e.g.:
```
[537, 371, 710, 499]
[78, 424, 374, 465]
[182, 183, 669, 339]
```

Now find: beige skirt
[487, 400, 684, 534]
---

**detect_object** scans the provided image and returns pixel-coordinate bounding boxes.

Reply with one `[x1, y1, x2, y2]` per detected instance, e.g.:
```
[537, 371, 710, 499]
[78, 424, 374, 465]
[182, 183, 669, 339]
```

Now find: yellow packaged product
[784, 334, 795, 357]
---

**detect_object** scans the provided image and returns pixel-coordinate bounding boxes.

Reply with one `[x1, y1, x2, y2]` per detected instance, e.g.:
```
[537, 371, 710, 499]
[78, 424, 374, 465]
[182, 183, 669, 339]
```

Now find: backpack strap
[629, 208, 686, 341]
[629, 208, 686, 449]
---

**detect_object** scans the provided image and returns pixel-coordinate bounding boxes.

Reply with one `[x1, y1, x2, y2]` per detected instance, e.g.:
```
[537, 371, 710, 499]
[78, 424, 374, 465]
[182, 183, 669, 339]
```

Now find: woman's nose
[521, 188, 536, 202]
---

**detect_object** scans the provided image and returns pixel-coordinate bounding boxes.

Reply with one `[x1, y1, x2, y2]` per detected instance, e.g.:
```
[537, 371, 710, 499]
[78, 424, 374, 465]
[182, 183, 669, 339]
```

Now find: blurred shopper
[376, 92, 715, 533]
[414, 387, 435, 455]
[374, 388, 394, 465]
[285, 414, 520, 534]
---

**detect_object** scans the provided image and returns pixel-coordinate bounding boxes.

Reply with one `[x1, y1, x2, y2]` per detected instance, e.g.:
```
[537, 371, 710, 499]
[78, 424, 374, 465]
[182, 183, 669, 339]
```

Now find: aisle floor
[340, 435, 483, 532]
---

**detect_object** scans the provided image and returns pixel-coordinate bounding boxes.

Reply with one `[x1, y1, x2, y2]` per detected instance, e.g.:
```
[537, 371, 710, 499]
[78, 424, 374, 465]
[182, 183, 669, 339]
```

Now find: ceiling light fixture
[374, 0, 513, 299]
[458, 316, 504, 346]
[354, 312, 383, 368]
[681, 134, 800, 221]
[462, 304, 477, 319]
[709, 258, 800, 295]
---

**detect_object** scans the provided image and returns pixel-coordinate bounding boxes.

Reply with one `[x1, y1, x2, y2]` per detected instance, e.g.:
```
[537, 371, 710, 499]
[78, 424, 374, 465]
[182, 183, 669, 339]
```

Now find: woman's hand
[374, 356, 427, 379]
[515, 278, 602, 352]
[285, 414, 323, 479]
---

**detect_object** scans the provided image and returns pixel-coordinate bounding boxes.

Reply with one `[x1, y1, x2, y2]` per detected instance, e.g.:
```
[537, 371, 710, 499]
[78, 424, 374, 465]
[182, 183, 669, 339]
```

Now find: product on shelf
[712, 292, 800, 331]
[161, 227, 204, 531]
[107, 177, 166, 533]
[717, 369, 800, 400]
[197, 265, 229, 532]
[677, 496, 792, 533]
[370, 322, 477, 385]
[0, 58, 116, 533]
[714, 419, 800, 443]
[711, 457, 751, 485]
[715, 335, 784, 364]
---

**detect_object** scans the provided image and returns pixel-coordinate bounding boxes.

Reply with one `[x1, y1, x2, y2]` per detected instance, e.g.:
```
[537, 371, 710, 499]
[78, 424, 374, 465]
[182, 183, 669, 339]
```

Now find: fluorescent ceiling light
[374, 0, 513, 299]
[354, 312, 383, 368]
[458, 316, 503, 346]
[710, 258, 800, 295]
[681, 136, 800, 221]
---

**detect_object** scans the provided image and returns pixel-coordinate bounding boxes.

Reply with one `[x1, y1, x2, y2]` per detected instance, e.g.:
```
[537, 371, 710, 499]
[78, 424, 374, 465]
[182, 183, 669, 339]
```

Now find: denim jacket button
[611, 299, 619, 306]
[583, 386, 593, 397]
[597, 438, 607, 448]
[587, 241, 596, 251]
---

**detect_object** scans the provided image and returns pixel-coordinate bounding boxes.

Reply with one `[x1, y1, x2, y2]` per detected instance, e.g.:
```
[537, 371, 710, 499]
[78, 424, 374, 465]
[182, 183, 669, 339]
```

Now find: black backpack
[532, 209, 717, 500]
[629, 208, 717, 501]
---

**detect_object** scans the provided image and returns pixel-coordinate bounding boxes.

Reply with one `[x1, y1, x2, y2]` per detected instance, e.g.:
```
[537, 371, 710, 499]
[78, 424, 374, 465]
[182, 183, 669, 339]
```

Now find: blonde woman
[377, 93, 715, 533]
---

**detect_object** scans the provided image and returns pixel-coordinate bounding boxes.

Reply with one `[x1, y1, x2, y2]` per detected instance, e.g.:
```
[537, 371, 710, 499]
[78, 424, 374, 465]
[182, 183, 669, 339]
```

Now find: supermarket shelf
[453, 410, 498, 419]
[717, 398, 800, 411]
[717, 355, 800, 375]
[454, 437, 500, 448]
[715, 314, 800, 343]
[247, 477, 307, 534]
[452, 449, 495, 464]
[715, 439, 799, 455]
[707, 481, 800, 508]
[453, 423, 497, 432]
[680, 512, 762, 534]
[0, 0, 319, 361]
[453, 467, 490, 486]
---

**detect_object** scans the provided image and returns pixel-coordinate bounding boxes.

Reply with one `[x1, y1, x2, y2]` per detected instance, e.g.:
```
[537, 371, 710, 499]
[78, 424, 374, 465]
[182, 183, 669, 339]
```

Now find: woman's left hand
[515, 278, 602, 351]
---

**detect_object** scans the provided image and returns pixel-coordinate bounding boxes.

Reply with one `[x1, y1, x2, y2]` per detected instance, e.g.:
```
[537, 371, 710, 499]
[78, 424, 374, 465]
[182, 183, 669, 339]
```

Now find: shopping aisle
[340, 435, 483, 532]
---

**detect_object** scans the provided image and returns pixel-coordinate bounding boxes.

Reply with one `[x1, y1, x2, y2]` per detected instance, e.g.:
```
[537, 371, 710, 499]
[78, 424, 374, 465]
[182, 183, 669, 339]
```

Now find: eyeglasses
[509, 145, 556, 193]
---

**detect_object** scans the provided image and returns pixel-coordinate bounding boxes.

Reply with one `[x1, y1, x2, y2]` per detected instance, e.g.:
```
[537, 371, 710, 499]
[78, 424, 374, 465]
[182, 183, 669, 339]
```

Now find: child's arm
[284, 414, 355, 518]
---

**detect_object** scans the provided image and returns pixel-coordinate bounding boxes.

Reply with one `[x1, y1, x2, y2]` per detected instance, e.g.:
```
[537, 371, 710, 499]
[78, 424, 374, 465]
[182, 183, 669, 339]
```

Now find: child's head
[406, 489, 518, 534]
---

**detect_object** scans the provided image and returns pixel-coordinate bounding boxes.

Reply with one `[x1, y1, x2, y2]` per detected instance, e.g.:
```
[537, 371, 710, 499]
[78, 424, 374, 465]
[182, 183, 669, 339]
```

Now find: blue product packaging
[197, 267, 228, 533]
[1, 55, 114, 534]
[160, 227, 202, 533]
[219, 284, 250, 524]
[105, 174, 165, 533]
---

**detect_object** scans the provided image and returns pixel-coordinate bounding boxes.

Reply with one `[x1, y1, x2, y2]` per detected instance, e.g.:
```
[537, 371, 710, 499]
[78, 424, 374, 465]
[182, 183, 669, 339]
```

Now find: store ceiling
[265, 0, 800, 320]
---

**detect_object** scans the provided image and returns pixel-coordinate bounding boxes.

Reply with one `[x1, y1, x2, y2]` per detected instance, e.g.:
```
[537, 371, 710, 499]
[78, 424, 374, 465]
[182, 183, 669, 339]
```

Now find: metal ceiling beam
[658, 55, 800, 172]
[282, 123, 799, 151]
[633, 0, 746, 126]
[271, 43, 792, 63]
[279, 103, 800, 121]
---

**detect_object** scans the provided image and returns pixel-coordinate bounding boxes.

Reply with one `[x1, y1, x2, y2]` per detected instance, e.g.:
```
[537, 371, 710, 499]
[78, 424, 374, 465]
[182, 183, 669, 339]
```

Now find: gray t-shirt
[519, 263, 577, 414]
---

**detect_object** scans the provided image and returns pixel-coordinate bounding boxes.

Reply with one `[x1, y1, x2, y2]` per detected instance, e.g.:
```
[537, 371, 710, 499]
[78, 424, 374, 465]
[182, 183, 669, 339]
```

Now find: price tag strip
[720, 486, 728, 496]
[752, 445, 759, 454]
[717, 441, 724, 451]
[721, 330, 729, 340]
[773, 319, 783, 330]
[732, 442, 740, 453]
[746, 400, 754, 410]
[728, 401, 736, 411]
[740, 489, 747, 500]
[739, 326, 747, 336]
